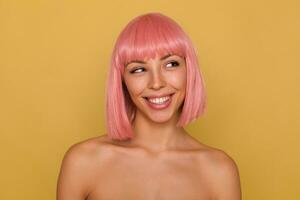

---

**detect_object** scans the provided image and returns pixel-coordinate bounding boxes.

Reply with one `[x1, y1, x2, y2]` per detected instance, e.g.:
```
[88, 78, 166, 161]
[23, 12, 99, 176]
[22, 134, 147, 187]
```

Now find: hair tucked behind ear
[105, 12, 207, 141]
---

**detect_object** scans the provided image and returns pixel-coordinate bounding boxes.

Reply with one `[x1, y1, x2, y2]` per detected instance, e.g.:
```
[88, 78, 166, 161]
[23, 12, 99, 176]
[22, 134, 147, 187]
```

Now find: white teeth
[148, 95, 170, 104]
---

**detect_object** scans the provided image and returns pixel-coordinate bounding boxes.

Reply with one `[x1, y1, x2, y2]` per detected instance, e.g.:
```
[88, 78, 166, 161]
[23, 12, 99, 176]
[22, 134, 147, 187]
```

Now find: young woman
[57, 12, 242, 200]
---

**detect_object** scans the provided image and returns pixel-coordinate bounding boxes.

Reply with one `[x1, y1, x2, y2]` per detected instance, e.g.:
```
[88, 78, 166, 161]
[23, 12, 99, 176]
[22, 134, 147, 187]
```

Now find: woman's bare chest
[87, 150, 212, 200]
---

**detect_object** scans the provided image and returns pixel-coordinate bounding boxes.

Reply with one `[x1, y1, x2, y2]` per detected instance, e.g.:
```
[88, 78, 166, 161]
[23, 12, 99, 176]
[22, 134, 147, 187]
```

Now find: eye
[166, 61, 179, 68]
[129, 61, 179, 74]
[130, 67, 145, 74]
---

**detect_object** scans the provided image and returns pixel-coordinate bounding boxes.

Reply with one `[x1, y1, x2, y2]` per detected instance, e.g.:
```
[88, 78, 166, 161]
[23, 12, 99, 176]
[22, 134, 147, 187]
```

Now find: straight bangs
[115, 14, 188, 73]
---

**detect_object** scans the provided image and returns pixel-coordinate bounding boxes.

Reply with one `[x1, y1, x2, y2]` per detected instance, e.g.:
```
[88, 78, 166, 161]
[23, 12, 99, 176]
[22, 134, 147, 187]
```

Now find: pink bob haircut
[105, 12, 207, 141]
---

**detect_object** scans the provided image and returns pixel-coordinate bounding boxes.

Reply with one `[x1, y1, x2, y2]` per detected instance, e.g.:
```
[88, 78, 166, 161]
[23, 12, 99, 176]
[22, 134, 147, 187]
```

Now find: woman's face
[122, 53, 187, 123]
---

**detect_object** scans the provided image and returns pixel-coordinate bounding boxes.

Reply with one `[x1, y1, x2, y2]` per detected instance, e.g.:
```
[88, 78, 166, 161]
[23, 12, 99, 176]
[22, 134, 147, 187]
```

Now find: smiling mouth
[142, 93, 175, 109]
[142, 93, 175, 100]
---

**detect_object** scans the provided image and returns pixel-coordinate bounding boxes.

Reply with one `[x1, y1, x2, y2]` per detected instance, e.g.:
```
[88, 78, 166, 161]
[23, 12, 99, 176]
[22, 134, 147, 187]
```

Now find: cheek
[123, 77, 148, 96]
[167, 70, 187, 90]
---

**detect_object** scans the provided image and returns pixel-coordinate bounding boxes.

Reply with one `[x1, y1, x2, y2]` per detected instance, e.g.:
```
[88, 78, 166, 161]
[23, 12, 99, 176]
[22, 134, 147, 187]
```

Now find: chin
[147, 111, 176, 124]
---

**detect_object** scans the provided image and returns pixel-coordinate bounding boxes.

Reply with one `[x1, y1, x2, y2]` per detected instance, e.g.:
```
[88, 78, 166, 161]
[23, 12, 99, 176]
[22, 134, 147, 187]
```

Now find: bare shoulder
[196, 145, 242, 200]
[66, 135, 110, 152]
[197, 145, 239, 170]
[57, 135, 112, 199]
[61, 136, 106, 162]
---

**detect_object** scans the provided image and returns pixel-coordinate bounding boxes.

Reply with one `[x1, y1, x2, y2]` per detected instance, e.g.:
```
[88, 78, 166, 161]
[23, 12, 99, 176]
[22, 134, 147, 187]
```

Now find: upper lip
[143, 93, 175, 99]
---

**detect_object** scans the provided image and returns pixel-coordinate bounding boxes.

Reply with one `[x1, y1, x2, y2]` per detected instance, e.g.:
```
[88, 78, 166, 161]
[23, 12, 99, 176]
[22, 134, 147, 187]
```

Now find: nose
[149, 69, 166, 90]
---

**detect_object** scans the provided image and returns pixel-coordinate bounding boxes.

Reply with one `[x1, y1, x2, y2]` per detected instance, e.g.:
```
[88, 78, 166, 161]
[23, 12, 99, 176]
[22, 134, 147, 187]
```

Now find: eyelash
[130, 61, 180, 74]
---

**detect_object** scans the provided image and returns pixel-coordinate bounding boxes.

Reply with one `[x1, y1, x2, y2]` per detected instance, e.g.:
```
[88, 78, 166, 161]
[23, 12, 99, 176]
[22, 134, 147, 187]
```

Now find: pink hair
[105, 12, 207, 141]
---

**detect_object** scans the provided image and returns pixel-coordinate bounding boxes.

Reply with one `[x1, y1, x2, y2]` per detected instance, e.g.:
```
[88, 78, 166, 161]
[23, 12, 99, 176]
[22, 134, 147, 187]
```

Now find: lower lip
[144, 94, 173, 110]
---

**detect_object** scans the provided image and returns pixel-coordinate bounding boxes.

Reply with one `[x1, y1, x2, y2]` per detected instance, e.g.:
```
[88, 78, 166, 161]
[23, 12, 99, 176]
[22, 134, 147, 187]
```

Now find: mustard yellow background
[1, 0, 299, 199]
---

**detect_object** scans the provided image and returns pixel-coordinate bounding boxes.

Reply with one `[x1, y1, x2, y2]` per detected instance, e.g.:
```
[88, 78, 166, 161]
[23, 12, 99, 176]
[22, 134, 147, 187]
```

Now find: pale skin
[57, 54, 242, 200]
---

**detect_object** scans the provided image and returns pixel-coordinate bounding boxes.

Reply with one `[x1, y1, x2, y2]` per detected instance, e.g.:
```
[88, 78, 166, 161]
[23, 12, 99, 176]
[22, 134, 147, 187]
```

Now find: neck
[128, 109, 187, 153]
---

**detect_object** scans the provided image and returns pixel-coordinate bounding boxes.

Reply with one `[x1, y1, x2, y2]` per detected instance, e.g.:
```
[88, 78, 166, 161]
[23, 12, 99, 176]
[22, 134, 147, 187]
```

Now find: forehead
[126, 53, 184, 66]
[125, 52, 185, 67]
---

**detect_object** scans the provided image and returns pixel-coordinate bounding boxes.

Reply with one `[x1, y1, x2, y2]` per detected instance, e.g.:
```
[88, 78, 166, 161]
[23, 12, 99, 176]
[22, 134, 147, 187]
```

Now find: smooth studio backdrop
[1, 0, 299, 199]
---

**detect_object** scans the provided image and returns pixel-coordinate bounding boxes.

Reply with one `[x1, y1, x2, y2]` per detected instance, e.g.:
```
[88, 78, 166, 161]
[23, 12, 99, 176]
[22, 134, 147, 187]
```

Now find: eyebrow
[125, 54, 173, 67]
